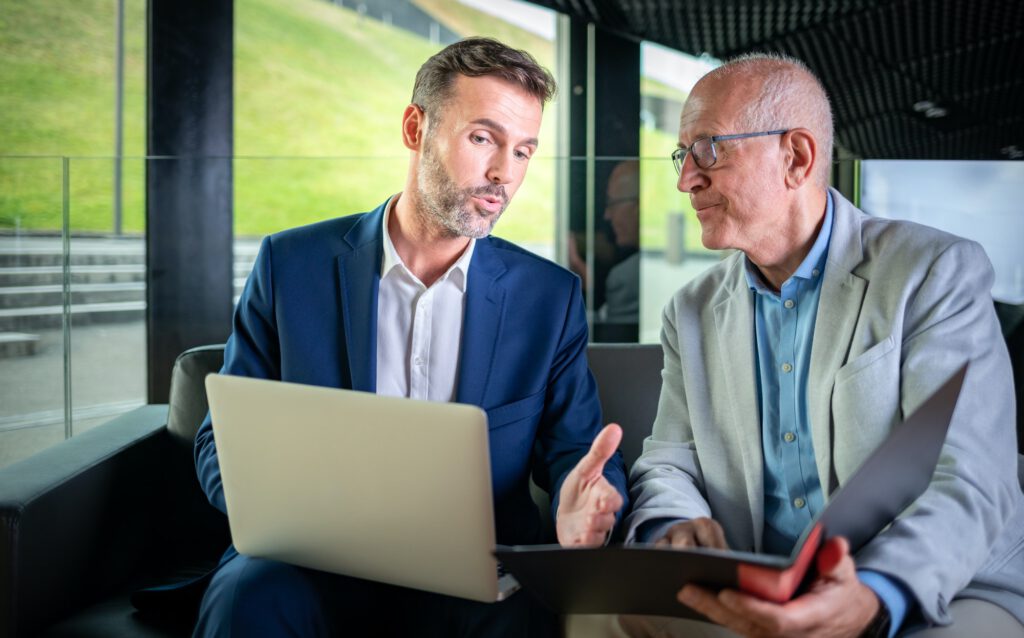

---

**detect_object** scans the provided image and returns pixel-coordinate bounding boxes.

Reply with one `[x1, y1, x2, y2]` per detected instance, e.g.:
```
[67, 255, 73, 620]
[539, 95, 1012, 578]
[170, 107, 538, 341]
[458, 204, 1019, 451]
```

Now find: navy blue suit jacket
[195, 200, 628, 546]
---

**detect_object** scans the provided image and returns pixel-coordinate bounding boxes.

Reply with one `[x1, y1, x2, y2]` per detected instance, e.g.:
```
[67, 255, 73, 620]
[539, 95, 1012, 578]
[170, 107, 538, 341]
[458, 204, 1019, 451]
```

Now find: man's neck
[390, 192, 472, 288]
[749, 189, 828, 292]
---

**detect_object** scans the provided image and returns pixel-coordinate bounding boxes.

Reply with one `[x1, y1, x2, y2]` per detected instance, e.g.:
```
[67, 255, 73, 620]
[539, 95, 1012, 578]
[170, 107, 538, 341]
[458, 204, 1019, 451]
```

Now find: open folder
[495, 364, 967, 618]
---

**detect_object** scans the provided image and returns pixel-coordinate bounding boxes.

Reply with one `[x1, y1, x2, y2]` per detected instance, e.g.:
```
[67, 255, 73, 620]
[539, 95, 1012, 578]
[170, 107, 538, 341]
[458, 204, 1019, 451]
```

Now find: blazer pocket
[486, 389, 546, 430]
[834, 333, 898, 386]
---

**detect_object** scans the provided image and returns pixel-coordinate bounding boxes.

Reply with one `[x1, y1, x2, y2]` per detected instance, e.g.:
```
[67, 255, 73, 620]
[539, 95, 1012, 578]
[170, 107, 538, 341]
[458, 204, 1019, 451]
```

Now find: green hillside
[0, 0, 561, 243]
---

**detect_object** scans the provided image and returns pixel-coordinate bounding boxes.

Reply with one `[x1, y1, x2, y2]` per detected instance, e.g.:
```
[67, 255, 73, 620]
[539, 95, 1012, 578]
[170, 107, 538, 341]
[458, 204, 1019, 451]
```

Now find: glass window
[0, 1, 147, 468]
[233, 0, 560, 261]
[860, 160, 1024, 304]
[638, 42, 719, 343]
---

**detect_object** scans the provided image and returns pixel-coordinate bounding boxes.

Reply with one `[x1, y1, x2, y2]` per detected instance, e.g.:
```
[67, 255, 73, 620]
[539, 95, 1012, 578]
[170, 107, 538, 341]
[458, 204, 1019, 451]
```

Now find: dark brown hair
[411, 37, 556, 124]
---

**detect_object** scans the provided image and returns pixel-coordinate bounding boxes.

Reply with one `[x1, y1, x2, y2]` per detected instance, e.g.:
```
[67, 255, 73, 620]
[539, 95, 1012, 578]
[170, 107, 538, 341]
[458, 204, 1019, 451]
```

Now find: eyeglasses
[671, 129, 788, 174]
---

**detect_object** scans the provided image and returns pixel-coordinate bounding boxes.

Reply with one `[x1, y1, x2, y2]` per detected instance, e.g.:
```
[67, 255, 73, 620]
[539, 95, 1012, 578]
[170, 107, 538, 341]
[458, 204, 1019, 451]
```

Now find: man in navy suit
[192, 37, 628, 637]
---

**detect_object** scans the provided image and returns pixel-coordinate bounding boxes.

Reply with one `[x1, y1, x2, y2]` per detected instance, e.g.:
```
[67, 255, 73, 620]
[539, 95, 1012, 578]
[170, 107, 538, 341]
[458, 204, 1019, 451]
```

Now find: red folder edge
[736, 523, 823, 603]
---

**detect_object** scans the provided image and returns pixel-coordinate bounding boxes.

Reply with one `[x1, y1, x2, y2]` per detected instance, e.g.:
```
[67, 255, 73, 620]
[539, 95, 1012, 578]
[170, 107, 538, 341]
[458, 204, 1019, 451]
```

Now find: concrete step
[0, 301, 146, 332]
[0, 264, 253, 287]
[0, 279, 247, 310]
[0, 265, 146, 287]
[0, 250, 145, 268]
[0, 282, 145, 309]
[0, 332, 40, 357]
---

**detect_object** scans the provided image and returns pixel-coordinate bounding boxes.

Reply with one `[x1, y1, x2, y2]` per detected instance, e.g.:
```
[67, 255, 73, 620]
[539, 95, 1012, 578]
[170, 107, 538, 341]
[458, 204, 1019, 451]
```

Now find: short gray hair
[412, 37, 555, 128]
[708, 52, 834, 186]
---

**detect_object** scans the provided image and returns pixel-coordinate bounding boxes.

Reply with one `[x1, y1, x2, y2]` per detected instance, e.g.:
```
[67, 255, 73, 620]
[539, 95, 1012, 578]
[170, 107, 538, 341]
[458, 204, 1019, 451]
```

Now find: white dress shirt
[375, 195, 475, 402]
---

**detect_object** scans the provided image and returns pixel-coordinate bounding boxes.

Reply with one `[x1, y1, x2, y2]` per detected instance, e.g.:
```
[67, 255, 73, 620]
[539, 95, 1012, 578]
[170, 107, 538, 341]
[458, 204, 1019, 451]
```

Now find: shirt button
[414, 357, 424, 366]
[784, 299, 795, 309]
[783, 432, 796, 443]
[794, 497, 806, 509]
[781, 362, 793, 373]
[812, 269, 820, 277]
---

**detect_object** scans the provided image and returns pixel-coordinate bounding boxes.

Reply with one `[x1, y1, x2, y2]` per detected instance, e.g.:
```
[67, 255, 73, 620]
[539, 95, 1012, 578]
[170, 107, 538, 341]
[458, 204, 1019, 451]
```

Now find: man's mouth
[472, 194, 504, 214]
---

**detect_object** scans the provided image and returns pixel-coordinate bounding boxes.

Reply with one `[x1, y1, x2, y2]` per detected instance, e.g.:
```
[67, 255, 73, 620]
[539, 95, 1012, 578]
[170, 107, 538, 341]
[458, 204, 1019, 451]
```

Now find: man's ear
[402, 104, 425, 151]
[782, 128, 817, 189]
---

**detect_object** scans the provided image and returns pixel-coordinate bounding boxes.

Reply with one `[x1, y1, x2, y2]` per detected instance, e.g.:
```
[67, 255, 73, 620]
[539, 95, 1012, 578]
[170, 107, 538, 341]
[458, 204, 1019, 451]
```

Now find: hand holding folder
[495, 364, 967, 620]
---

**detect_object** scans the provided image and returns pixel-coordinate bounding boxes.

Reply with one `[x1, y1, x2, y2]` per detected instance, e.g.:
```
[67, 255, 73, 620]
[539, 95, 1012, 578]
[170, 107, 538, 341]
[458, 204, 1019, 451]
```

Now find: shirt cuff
[858, 569, 913, 638]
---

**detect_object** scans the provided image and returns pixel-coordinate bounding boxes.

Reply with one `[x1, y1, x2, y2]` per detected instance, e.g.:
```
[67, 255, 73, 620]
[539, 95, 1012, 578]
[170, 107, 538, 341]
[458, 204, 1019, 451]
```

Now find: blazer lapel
[455, 239, 507, 408]
[337, 206, 384, 393]
[808, 189, 868, 494]
[713, 262, 765, 550]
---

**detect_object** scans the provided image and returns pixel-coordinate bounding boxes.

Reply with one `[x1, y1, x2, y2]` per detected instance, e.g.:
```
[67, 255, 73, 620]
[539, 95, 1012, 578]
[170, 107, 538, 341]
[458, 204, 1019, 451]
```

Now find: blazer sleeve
[624, 293, 714, 542]
[854, 239, 1019, 626]
[533, 275, 629, 523]
[194, 235, 282, 513]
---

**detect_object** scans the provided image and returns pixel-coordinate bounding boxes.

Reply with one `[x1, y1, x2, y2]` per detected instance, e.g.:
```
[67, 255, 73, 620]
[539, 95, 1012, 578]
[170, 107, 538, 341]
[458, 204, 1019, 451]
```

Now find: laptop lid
[205, 373, 511, 603]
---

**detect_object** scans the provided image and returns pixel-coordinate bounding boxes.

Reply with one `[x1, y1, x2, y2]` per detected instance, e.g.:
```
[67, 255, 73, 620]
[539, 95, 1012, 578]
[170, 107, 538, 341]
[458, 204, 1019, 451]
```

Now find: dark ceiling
[528, 0, 1024, 160]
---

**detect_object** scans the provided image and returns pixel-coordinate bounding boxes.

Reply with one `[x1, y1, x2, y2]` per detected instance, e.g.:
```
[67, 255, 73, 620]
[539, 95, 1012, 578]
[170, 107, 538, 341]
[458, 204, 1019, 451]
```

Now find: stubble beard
[416, 137, 508, 240]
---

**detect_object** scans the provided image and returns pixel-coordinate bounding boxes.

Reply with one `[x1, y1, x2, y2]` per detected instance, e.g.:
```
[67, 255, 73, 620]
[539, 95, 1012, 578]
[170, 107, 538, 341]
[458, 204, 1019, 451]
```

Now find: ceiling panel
[530, 0, 1024, 159]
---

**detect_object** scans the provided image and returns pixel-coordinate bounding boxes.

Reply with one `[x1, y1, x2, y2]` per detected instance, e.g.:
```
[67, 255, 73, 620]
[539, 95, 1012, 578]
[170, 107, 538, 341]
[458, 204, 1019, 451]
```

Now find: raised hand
[556, 423, 626, 547]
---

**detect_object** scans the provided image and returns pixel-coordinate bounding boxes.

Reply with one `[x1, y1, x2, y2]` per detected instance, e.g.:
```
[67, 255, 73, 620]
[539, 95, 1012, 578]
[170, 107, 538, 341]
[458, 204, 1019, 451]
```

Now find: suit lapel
[337, 206, 384, 393]
[455, 239, 507, 407]
[713, 262, 765, 550]
[808, 189, 868, 493]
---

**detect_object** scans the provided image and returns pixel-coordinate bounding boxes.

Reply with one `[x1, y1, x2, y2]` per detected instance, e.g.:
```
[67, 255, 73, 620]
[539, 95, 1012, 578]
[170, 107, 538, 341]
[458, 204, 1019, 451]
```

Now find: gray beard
[416, 139, 507, 239]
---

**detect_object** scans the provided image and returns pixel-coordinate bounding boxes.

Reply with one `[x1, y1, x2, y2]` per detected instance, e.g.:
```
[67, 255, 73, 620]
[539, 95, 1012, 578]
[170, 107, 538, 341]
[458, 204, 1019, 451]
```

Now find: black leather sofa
[0, 343, 663, 637]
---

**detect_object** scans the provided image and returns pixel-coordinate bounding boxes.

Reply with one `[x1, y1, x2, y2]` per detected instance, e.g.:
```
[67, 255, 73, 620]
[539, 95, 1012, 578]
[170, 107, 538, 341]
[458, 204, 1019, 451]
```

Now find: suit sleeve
[854, 239, 1018, 625]
[533, 275, 629, 523]
[194, 235, 281, 513]
[624, 293, 714, 542]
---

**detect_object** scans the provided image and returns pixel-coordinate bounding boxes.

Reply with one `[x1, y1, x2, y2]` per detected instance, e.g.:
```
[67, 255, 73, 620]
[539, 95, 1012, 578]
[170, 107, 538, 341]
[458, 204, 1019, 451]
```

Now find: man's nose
[486, 151, 512, 184]
[676, 152, 706, 193]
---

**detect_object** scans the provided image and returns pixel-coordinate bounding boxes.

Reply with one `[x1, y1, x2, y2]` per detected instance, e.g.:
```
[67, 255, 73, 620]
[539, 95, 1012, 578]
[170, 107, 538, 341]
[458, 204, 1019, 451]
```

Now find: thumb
[575, 423, 622, 480]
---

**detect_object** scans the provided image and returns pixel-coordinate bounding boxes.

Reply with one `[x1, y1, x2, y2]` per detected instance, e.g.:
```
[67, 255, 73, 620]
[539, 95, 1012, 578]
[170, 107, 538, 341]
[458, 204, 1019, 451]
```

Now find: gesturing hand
[556, 423, 625, 547]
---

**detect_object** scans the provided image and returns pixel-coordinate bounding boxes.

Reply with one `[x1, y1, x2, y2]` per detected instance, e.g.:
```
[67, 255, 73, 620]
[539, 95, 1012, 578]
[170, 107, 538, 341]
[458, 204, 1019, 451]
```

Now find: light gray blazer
[625, 188, 1024, 627]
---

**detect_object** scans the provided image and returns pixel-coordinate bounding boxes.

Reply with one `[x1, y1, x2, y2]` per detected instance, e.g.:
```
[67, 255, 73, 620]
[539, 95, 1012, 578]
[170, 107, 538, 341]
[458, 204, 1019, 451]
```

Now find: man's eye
[514, 150, 531, 161]
[471, 134, 489, 144]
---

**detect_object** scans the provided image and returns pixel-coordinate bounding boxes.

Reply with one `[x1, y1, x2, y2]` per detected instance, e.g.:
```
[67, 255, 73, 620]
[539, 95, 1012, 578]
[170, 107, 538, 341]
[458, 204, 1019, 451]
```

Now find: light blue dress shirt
[746, 192, 909, 636]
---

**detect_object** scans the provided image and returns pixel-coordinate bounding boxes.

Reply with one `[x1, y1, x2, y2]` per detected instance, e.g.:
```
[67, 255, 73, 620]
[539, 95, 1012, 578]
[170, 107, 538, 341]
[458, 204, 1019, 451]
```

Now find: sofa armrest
[0, 405, 170, 638]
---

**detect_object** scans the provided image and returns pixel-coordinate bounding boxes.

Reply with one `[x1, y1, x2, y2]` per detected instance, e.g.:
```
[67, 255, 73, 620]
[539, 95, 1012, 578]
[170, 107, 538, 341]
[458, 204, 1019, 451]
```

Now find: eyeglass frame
[671, 129, 789, 174]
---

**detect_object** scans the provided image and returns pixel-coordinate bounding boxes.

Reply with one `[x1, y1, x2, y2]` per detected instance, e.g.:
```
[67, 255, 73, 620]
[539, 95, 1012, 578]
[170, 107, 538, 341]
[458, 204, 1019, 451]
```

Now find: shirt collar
[380, 194, 475, 291]
[745, 191, 834, 294]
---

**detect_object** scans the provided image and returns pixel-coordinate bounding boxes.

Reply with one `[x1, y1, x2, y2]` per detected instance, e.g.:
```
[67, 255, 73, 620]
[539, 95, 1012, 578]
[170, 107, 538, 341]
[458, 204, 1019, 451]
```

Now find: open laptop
[204, 373, 520, 603]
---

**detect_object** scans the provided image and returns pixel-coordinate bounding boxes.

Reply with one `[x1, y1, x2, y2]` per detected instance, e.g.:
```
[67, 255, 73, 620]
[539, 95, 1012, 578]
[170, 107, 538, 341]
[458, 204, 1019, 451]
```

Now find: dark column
[567, 22, 641, 342]
[146, 0, 234, 402]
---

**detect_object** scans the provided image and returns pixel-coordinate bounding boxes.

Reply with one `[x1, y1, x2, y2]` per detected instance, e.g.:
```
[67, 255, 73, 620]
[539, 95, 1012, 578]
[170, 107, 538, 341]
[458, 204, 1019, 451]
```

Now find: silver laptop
[205, 373, 520, 602]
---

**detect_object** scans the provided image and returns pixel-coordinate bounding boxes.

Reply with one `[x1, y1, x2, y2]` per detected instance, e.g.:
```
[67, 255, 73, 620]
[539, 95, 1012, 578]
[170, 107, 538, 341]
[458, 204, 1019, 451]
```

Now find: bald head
[693, 53, 834, 186]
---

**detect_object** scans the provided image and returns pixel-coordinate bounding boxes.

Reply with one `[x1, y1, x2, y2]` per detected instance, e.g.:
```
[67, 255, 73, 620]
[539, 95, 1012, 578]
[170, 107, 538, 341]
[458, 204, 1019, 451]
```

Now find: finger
[589, 481, 624, 514]
[669, 528, 698, 549]
[679, 585, 754, 634]
[573, 423, 623, 480]
[718, 588, 789, 634]
[693, 519, 729, 550]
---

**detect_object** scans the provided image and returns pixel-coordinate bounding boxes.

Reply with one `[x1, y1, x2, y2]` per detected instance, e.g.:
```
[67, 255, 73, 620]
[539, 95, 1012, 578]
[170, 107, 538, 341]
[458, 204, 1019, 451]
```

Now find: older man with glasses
[621, 53, 1024, 638]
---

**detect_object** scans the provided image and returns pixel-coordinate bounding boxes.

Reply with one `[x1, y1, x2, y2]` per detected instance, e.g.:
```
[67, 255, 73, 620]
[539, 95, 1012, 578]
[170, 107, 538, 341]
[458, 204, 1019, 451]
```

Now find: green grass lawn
[1, 0, 700, 251]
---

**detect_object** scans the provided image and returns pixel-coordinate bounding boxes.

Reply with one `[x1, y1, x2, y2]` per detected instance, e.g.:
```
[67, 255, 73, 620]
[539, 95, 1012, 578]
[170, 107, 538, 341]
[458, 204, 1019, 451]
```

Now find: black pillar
[567, 22, 641, 342]
[146, 0, 234, 402]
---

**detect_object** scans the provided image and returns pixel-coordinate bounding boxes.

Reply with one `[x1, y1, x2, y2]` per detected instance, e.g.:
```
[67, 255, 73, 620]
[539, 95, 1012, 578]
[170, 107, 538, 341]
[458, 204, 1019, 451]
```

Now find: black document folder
[496, 364, 967, 618]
